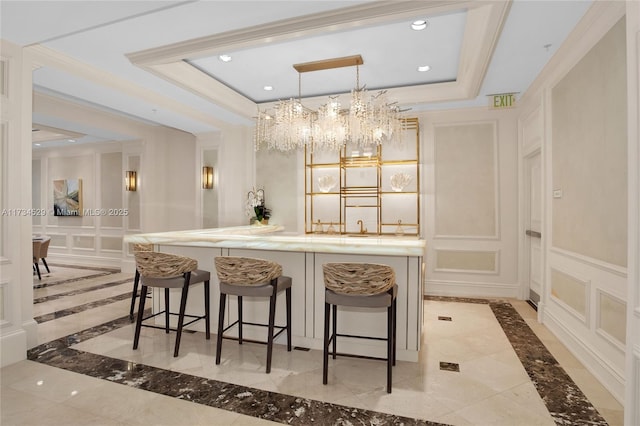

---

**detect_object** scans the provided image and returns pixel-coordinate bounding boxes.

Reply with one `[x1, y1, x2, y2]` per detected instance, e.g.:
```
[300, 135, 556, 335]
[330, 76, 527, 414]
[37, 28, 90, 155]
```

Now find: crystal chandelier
[254, 55, 404, 152]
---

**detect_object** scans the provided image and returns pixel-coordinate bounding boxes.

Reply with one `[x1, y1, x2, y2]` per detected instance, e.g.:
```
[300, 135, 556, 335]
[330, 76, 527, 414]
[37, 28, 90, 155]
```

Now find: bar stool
[322, 262, 397, 393]
[214, 256, 292, 373]
[133, 251, 211, 357]
[129, 243, 154, 320]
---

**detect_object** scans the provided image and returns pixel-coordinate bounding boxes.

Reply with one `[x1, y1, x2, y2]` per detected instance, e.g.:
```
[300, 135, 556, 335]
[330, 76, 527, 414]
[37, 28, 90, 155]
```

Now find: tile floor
[1, 265, 625, 425]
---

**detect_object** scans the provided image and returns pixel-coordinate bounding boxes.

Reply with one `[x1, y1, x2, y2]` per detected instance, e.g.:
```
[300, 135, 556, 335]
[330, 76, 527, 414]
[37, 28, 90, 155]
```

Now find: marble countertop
[125, 225, 426, 257]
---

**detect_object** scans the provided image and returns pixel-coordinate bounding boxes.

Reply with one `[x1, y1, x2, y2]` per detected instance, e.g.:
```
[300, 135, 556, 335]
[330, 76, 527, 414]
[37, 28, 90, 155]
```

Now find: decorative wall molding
[0, 280, 10, 327]
[433, 120, 500, 240]
[544, 307, 625, 403]
[549, 267, 590, 325]
[550, 246, 627, 278]
[595, 289, 626, 352]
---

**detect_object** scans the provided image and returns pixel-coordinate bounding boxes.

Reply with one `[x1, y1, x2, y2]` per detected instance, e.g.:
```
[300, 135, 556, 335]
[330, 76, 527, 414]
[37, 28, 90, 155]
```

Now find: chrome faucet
[357, 219, 367, 234]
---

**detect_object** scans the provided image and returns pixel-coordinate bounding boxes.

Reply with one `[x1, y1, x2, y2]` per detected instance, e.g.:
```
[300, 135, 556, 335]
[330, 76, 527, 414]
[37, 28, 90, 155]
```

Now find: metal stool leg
[133, 285, 148, 350]
[265, 282, 277, 373]
[387, 303, 393, 393]
[237, 296, 243, 344]
[164, 288, 170, 333]
[332, 304, 337, 359]
[129, 270, 140, 320]
[392, 297, 397, 366]
[216, 293, 226, 365]
[204, 280, 211, 340]
[173, 273, 191, 357]
[323, 302, 330, 385]
[286, 286, 292, 351]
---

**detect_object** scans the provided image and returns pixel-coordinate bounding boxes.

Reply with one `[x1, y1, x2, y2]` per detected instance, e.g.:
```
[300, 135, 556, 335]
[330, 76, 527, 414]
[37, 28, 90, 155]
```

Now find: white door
[525, 152, 542, 306]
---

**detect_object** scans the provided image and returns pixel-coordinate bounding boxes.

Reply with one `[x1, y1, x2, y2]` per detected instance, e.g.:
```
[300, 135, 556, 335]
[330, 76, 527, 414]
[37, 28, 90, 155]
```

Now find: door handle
[526, 229, 542, 239]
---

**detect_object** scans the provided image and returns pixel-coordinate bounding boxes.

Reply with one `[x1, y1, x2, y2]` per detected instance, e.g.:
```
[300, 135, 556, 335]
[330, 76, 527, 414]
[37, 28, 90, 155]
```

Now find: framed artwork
[53, 178, 82, 216]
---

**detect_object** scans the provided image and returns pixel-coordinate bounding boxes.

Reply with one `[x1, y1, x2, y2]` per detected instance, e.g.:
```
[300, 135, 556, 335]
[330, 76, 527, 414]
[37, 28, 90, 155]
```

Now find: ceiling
[0, 0, 592, 148]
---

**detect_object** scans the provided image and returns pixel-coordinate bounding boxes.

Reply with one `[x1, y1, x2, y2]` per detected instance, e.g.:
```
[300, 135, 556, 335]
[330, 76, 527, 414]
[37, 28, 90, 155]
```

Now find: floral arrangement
[246, 188, 271, 224]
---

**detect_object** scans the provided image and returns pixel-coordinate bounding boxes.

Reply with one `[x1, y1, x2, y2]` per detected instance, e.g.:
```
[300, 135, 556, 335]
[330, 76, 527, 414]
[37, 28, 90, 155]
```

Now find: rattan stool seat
[322, 262, 397, 393]
[214, 256, 292, 374]
[132, 251, 211, 357]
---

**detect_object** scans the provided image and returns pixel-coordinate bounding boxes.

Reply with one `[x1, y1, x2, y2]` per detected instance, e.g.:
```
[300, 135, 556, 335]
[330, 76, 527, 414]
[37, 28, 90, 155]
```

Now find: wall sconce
[202, 166, 214, 189]
[125, 171, 137, 191]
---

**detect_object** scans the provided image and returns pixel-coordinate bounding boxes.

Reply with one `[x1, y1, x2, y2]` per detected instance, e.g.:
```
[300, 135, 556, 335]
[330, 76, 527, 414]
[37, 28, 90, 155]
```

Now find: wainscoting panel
[100, 236, 123, 252]
[544, 249, 627, 403]
[550, 267, 589, 323]
[71, 234, 95, 250]
[435, 249, 498, 274]
[595, 289, 626, 349]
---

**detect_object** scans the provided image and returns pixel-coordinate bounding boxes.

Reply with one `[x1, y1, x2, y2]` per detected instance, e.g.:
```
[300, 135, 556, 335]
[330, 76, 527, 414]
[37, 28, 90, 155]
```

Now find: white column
[0, 40, 37, 366]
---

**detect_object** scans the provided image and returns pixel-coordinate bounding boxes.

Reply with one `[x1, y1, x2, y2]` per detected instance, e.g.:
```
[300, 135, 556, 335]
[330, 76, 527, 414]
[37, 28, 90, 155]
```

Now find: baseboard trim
[544, 308, 625, 404]
[1, 328, 27, 367]
[425, 279, 520, 299]
[47, 254, 122, 269]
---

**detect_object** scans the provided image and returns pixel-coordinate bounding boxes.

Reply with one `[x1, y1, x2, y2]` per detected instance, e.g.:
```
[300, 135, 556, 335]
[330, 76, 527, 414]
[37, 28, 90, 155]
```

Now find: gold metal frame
[304, 117, 420, 236]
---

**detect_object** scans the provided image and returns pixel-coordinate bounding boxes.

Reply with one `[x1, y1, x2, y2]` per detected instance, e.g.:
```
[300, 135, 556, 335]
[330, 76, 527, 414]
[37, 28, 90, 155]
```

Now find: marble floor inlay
[34, 293, 132, 323]
[32, 264, 120, 289]
[439, 362, 460, 373]
[33, 278, 133, 304]
[2, 265, 624, 425]
[28, 316, 444, 426]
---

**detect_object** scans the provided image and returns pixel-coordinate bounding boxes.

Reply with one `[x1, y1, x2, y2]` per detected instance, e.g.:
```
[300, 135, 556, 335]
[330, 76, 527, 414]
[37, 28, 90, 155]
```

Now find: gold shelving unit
[305, 117, 420, 236]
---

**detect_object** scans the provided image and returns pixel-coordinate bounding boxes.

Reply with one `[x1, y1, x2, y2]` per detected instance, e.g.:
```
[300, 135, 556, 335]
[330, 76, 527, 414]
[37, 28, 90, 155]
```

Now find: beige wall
[256, 148, 301, 231]
[551, 18, 627, 267]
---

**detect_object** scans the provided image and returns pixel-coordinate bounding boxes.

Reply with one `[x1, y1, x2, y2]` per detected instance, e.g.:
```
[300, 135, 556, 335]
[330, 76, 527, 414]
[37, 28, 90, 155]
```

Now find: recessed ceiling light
[218, 54, 232, 62]
[263, 86, 273, 91]
[411, 20, 428, 31]
[67, 139, 76, 143]
[417, 65, 431, 72]
[34, 143, 41, 146]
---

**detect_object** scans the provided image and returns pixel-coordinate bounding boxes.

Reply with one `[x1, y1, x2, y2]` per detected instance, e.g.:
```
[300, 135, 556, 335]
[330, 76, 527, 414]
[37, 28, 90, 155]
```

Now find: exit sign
[489, 93, 517, 109]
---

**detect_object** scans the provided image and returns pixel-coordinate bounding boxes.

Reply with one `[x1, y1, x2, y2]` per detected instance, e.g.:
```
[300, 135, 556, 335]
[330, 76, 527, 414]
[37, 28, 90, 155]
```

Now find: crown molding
[26, 44, 232, 132]
[129, 1, 510, 121]
[127, 1, 474, 66]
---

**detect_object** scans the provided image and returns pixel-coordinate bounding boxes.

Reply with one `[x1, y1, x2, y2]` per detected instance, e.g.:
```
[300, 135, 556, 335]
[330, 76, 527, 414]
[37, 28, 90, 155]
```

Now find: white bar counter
[125, 225, 426, 361]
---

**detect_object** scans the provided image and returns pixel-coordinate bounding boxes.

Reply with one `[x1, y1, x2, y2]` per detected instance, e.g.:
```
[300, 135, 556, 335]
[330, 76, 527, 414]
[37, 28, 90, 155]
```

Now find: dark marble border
[34, 293, 132, 324]
[28, 314, 446, 426]
[26, 289, 607, 425]
[34, 278, 132, 304]
[32, 264, 119, 289]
